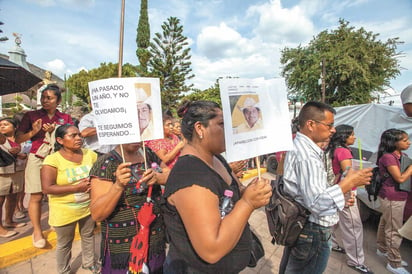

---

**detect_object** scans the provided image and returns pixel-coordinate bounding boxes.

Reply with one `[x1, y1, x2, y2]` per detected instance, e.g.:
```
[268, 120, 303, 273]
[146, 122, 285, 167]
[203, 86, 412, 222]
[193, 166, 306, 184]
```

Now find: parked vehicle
[336, 104, 412, 222]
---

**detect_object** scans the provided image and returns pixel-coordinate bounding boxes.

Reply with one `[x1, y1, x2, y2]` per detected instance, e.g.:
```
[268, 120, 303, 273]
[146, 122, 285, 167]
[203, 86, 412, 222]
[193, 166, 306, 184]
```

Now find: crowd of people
[0, 82, 412, 274]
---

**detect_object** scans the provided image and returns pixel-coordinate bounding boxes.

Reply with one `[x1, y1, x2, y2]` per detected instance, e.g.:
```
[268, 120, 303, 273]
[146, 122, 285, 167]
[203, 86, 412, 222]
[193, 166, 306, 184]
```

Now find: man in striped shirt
[279, 101, 373, 274]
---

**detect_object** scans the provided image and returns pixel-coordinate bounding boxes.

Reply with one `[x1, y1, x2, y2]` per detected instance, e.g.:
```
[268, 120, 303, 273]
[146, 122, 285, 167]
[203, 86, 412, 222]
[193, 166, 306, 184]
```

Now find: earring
[199, 134, 203, 139]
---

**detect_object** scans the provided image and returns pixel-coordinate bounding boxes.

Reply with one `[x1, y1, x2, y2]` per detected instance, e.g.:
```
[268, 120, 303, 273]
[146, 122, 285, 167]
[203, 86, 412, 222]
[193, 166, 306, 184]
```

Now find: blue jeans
[279, 221, 332, 274]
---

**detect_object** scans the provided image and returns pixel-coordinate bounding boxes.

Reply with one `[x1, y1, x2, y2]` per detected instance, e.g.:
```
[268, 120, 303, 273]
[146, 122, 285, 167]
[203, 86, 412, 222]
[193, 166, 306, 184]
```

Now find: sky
[1, 0, 412, 95]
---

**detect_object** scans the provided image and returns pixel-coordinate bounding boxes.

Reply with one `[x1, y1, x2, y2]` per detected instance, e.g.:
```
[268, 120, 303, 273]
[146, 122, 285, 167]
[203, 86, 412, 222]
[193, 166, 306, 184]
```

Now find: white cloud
[45, 59, 66, 76]
[191, 37, 284, 90]
[247, 0, 315, 44]
[197, 23, 256, 60]
[192, 0, 314, 89]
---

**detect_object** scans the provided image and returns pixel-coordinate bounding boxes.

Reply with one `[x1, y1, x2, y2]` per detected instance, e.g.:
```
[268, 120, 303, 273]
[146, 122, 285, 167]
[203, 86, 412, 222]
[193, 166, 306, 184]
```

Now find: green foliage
[136, 0, 150, 75]
[73, 99, 86, 107]
[3, 103, 24, 115]
[281, 19, 403, 106]
[0, 21, 8, 42]
[182, 80, 221, 105]
[11, 105, 23, 114]
[66, 62, 138, 103]
[149, 17, 195, 111]
[14, 95, 23, 103]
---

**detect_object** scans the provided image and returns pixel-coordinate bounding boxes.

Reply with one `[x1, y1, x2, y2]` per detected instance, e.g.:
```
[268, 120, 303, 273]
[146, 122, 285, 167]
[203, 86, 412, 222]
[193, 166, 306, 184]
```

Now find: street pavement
[1, 173, 411, 273]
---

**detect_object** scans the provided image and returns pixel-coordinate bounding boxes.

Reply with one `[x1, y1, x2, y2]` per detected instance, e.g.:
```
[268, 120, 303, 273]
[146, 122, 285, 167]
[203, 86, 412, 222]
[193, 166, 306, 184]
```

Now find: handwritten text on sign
[88, 78, 140, 145]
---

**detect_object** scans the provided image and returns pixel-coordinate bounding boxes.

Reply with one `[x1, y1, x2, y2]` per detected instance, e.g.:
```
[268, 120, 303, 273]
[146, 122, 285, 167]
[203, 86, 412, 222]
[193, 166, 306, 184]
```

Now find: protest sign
[132, 77, 164, 141]
[88, 77, 163, 145]
[220, 78, 293, 162]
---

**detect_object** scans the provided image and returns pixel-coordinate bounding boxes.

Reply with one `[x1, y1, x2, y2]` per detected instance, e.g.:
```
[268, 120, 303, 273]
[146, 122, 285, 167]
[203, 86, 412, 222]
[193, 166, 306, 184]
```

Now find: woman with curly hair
[326, 124, 373, 274]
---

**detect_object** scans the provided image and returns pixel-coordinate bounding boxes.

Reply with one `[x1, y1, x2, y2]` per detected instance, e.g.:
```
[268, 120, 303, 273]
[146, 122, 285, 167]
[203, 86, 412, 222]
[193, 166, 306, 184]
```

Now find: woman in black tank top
[162, 100, 272, 273]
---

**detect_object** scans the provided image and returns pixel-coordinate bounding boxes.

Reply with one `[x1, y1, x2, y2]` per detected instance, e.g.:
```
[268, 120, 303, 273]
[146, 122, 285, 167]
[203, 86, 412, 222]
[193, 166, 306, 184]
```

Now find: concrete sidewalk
[1, 208, 411, 274]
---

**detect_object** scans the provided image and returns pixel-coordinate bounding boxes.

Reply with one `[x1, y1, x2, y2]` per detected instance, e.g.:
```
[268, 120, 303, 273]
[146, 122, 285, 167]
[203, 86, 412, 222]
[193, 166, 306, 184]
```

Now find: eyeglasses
[312, 120, 335, 130]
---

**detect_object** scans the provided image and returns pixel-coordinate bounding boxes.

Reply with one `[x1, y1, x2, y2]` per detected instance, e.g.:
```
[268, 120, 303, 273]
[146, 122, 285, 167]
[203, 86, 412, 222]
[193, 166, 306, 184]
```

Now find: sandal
[4, 222, 27, 228]
[14, 211, 26, 219]
[32, 234, 46, 249]
[82, 263, 101, 274]
[332, 246, 346, 254]
[0, 230, 18, 238]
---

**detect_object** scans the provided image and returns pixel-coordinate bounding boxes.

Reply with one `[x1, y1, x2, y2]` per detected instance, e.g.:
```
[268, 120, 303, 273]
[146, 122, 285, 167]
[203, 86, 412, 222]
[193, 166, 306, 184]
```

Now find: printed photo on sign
[130, 77, 164, 141]
[231, 94, 263, 134]
[135, 83, 154, 140]
[220, 78, 293, 162]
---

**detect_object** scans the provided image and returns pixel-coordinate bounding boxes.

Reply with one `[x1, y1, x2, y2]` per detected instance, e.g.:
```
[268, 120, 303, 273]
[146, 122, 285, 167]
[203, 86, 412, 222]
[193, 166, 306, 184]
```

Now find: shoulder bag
[0, 146, 15, 167]
[248, 230, 265, 267]
[265, 175, 310, 246]
[0, 139, 16, 167]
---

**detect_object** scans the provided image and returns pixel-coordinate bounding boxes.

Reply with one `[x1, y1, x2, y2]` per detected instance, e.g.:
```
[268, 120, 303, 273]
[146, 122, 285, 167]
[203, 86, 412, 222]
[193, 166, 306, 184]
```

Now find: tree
[0, 21, 8, 42]
[182, 81, 221, 105]
[66, 62, 137, 103]
[149, 17, 195, 110]
[136, 0, 150, 75]
[280, 19, 403, 106]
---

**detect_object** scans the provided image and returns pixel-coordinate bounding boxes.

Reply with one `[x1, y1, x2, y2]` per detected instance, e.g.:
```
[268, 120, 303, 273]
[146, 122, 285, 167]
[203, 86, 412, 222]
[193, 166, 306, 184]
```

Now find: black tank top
[162, 154, 252, 273]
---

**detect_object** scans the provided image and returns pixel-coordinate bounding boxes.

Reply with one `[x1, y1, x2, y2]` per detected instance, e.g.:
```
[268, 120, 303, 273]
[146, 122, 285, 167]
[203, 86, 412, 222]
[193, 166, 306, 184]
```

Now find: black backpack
[365, 166, 388, 201]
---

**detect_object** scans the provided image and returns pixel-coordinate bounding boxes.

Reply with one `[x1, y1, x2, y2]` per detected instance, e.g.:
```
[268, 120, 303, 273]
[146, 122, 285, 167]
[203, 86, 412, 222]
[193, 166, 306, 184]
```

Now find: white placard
[88, 77, 163, 145]
[130, 77, 164, 141]
[219, 78, 293, 162]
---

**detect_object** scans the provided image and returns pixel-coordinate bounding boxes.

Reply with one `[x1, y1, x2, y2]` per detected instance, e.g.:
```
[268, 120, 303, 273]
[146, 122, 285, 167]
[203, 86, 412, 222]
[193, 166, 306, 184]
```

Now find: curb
[0, 229, 64, 268]
[0, 224, 100, 269]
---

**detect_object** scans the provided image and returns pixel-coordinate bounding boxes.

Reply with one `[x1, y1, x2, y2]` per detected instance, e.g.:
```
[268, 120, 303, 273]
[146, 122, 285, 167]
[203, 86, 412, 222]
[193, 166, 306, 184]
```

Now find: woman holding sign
[162, 100, 272, 273]
[89, 142, 169, 274]
[16, 84, 73, 248]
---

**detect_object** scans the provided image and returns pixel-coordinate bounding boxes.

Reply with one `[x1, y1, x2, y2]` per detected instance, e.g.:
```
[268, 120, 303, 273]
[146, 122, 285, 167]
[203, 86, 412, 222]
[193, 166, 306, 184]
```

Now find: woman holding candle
[326, 125, 373, 274]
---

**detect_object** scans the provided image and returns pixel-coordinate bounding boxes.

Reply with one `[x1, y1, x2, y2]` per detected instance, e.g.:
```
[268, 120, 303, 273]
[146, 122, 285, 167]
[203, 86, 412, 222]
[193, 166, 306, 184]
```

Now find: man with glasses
[279, 101, 373, 274]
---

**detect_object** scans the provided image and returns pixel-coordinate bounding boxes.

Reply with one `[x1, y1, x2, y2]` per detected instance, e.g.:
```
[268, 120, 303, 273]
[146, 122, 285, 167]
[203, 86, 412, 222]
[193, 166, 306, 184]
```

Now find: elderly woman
[89, 142, 169, 274]
[41, 124, 99, 273]
[16, 84, 73, 248]
[162, 100, 272, 273]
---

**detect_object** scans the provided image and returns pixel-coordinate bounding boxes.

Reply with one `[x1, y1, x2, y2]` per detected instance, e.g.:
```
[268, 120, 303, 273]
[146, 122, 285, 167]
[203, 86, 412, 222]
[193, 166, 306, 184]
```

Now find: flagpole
[256, 156, 261, 180]
[118, 0, 125, 78]
[118, 0, 126, 160]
